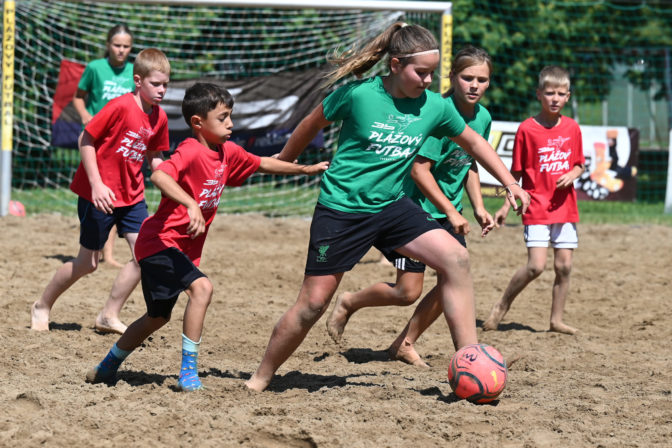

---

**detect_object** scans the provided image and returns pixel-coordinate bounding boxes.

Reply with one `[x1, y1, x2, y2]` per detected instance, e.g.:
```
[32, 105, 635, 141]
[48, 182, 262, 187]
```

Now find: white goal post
[0, 0, 453, 217]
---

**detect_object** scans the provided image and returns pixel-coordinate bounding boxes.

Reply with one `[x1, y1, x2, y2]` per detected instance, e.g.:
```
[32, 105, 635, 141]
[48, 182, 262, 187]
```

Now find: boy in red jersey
[86, 82, 329, 391]
[32, 49, 171, 334]
[484, 66, 585, 335]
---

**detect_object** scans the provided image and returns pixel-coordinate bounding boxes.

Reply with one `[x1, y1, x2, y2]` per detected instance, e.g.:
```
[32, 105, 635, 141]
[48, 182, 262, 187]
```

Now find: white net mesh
[4, 1, 439, 216]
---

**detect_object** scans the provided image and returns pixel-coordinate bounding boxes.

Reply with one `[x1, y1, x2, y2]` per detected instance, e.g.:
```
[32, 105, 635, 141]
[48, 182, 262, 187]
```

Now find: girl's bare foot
[94, 314, 128, 334]
[482, 302, 509, 331]
[387, 339, 429, 368]
[549, 321, 577, 335]
[326, 292, 352, 343]
[30, 301, 50, 331]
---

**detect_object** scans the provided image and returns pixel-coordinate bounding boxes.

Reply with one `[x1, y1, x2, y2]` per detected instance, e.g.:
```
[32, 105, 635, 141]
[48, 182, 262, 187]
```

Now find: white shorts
[524, 223, 578, 249]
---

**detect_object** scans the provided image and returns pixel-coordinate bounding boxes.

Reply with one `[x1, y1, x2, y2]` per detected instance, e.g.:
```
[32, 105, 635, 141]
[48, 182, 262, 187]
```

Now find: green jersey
[320, 76, 466, 213]
[408, 95, 491, 217]
[78, 58, 135, 116]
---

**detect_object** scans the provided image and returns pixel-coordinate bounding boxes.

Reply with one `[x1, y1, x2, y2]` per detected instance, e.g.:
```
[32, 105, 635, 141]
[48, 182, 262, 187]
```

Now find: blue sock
[88, 343, 132, 384]
[178, 334, 202, 391]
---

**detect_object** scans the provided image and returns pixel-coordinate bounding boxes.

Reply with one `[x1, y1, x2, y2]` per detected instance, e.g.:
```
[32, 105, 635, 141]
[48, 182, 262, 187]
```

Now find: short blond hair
[538, 65, 570, 90]
[133, 48, 170, 78]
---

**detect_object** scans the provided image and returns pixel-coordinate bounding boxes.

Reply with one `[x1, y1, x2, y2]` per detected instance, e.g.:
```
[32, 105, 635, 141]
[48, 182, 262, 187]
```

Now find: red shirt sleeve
[224, 142, 261, 187]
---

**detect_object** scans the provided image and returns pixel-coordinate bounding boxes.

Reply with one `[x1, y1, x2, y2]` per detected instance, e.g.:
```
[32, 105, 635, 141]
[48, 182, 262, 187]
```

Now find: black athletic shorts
[78, 197, 148, 251]
[382, 216, 468, 273]
[305, 196, 443, 276]
[138, 247, 207, 319]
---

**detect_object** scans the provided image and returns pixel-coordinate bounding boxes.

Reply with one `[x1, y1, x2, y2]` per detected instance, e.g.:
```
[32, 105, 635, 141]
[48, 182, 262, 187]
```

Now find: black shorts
[78, 197, 148, 251]
[305, 196, 443, 276]
[382, 216, 468, 273]
[138, 248, 207, 319]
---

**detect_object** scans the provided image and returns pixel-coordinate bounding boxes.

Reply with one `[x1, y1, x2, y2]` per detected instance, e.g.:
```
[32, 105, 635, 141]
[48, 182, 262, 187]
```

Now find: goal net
[3, 0, 444, 216]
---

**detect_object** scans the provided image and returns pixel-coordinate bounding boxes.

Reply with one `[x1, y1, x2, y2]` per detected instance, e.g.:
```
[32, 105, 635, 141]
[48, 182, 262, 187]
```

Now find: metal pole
[1, 0, 16, 217]
[439, 5, 453, 95]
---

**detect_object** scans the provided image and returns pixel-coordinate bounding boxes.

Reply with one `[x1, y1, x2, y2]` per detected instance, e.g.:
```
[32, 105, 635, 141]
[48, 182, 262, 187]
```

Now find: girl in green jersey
[326, 47, 498, 366]
[246, 24, 528, 392]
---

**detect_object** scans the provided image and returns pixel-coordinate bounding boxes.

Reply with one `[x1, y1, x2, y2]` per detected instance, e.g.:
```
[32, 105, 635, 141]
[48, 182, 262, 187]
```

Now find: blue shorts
[305, 196, 443, 276]
[382, 216, 467, 273]
[77, 198, 148, 251]
[139, 248, 207, 319]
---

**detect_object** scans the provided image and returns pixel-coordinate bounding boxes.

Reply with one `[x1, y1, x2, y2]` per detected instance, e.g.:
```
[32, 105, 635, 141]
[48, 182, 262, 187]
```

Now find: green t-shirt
[78, 58, 135, 116]
[320, 76, 466, 213]
[408, 96, 491, 218]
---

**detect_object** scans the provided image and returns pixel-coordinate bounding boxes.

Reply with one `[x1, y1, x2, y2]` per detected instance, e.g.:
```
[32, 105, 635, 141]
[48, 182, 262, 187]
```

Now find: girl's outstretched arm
[277, 104, 332, 163]
[451, 126, 530, 214]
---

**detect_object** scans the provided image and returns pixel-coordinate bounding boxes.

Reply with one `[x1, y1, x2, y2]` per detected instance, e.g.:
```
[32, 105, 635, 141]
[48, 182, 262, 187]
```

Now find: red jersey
[134, 138, 261, 266]
[512, 116, 585, 225]
[70, 93, 169, 206]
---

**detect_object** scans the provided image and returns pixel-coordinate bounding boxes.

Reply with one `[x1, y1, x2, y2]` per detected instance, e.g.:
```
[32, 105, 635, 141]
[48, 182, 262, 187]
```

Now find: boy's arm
[72, 89, 93, 126]
[464, 165, 495, 237]
[411, 156, 470, 235]
[450, 126, 529, 215]
[556, 163, 585, 189]
[79, 130, 116, 214]
[277, 104, 332, 163]
[146, 150, 165, 171]
[150, 170, 205, 239]
[257, 157, 329, 175]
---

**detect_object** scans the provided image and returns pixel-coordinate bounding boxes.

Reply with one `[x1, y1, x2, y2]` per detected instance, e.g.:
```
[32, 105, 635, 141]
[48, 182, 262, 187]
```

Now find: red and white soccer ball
[8, 200, 26, 217]
[448, 343, 508, 404]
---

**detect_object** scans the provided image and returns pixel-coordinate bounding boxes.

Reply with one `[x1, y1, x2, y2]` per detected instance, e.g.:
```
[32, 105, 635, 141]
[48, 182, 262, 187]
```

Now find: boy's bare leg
[182, 277, 213, 342]
[32, 246, 99, 331]
[483, 247, 547, 331]
[388, 283, 443, 367]
[101, 226, 123, 268]
[397, 229, 478, 351]
[95, 232, 139, 334]
[326, 270, 423, 343]
[246, 273, 342, 392]
[549, 248, 577, 335]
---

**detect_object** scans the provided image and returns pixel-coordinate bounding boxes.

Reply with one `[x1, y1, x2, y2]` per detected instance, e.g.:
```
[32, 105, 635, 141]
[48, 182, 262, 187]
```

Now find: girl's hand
[91, 182, 116, 214]
[556, 172, 575, 189]
[186, 204, 206, 239]
[494, 203, 510, 228]
[506, 183, 530, 216]
[474, 208, 495, 237]
[447, 210, 470, 236]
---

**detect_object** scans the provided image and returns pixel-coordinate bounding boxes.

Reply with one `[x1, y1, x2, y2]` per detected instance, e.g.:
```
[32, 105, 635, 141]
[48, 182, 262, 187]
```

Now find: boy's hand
[186, 204, 206, 239]
[91, 182, 116, 214]
[303, 161, 330, 175]
[556, 172, 575, 189]
[474, 208, 495, 237]
[447, 210, 470, 236]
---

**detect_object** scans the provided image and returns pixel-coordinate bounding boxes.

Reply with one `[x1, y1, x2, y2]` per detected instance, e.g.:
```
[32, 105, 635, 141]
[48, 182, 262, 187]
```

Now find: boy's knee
[188, 278, 213, 307]
[526, 264, 545, 279]
[554, 261, 572, 277]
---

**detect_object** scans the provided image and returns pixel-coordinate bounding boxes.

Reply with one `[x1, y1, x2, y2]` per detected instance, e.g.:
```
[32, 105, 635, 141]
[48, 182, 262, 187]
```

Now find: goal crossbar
[66, 0, 452, 13]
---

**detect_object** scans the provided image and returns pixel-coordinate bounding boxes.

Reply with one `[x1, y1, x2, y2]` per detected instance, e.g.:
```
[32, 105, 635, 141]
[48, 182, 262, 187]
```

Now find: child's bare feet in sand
[326, 292, 352, 343]
[94, 313, 128, 334]
[30, 301, 50, 331]
[245, 374, 270, 392]
[100, 257, 124, 269]
[549, 321, 577, 335]
[387, 338, 429, 368]
[482, 301, 510, 331]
